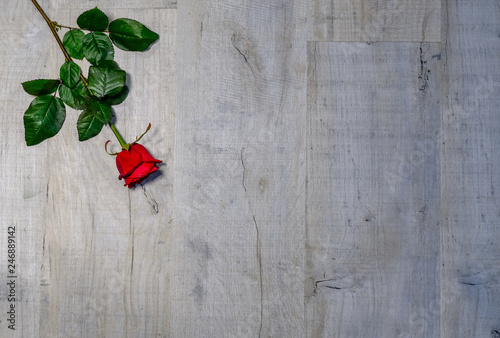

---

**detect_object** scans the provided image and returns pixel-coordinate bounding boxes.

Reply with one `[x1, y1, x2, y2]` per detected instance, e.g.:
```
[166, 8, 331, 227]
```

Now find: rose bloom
[116, 144, 162, 188]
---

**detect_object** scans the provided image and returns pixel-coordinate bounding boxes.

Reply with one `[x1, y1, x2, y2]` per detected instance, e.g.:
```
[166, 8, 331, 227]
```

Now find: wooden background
[1, 0, 499, 337]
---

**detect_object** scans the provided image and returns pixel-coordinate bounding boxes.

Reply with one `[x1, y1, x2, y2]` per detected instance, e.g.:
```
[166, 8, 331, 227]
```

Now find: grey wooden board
[440, 0, 500, 336]
[0, 1, 51, 336]
[306, 41, 441, 337]
[0, 0, 499, 337]
[36, 6, 176, 336]
[174, 0, 307, 336]
[308, 0, 441, 42]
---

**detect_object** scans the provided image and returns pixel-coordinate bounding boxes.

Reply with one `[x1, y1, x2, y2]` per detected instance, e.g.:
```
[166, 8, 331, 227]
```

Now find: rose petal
[116, 147, 143, 177]
[129, 162, 157, 179]
[115, 143, 162, 188]
[131, 144, 162, 163]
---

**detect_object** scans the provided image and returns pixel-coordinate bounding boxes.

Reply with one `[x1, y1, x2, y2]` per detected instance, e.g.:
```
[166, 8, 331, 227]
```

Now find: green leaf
[60, 62, 81, 89]
[77, 108, 104, 141]
[88, 61, 126, 98]
[103, 85, 129, 106]
[77, 7, 109, 32]
[108, 18, 159, 51]
[83, 32, 114, 65]
[63, 30, 85, 60]
[22, 79, 60, 95]
[58, 81, 91, 110]
[89, 97, 113, 124]
[97, 60, 121, 70]
[24, 95, 66, 146]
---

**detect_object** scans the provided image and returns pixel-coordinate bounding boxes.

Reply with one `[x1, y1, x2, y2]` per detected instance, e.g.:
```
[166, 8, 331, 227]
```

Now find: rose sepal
[130, 123, 151, 145]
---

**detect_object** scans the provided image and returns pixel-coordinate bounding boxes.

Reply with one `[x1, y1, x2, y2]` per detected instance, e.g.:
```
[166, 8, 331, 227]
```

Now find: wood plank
[175, 0, 307, 336]
[441, 0, 500, 336]
[32, 7, 176, 337]
[0, 2, 53, 336]
[308, 0, 440, 42]
[306, 41, 441, 337]
[50, 0, 177, 10]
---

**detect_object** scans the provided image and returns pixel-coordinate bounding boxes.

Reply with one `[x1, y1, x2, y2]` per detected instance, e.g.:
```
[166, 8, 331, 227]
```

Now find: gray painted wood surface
[306, 41, 441, 337]
[0, 0, 498, 337]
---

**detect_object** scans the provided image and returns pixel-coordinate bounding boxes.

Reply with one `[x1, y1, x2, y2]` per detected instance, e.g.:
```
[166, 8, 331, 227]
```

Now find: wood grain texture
[174, 0, 307, 336]
[306, 41, 441, 337]
[50, 0, 177, 10]
[10, 3, 176, 338]
[1, 0, 499, 337]
[308, 0, 440, 42]
[0, 2, 55, 336]
[441, 0, 500, 336]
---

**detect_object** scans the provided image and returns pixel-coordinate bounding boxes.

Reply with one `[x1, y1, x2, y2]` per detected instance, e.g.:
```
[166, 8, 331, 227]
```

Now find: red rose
[116, 144, 162, 188]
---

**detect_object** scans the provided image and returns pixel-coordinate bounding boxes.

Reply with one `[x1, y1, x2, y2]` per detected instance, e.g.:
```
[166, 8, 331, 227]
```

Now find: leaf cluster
[22, 7, 159, 146]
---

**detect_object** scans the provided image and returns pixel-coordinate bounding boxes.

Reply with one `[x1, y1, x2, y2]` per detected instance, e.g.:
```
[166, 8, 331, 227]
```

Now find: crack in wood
[231, 33, 256, 77]
[240, 148, 263, 336]
[253, 214, 263, 338]
[128, 191, 134, 276]
[141, 185, 159, 213]
[314, 278, 355, 293]
[240, 148, 247, 193]
[418, 43, 430, 94]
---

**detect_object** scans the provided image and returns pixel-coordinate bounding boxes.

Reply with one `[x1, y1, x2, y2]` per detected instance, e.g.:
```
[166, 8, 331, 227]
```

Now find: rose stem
[30, 0, 72, 63]
[31, 0, 128, 149]
[109, 123, 129, 150]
